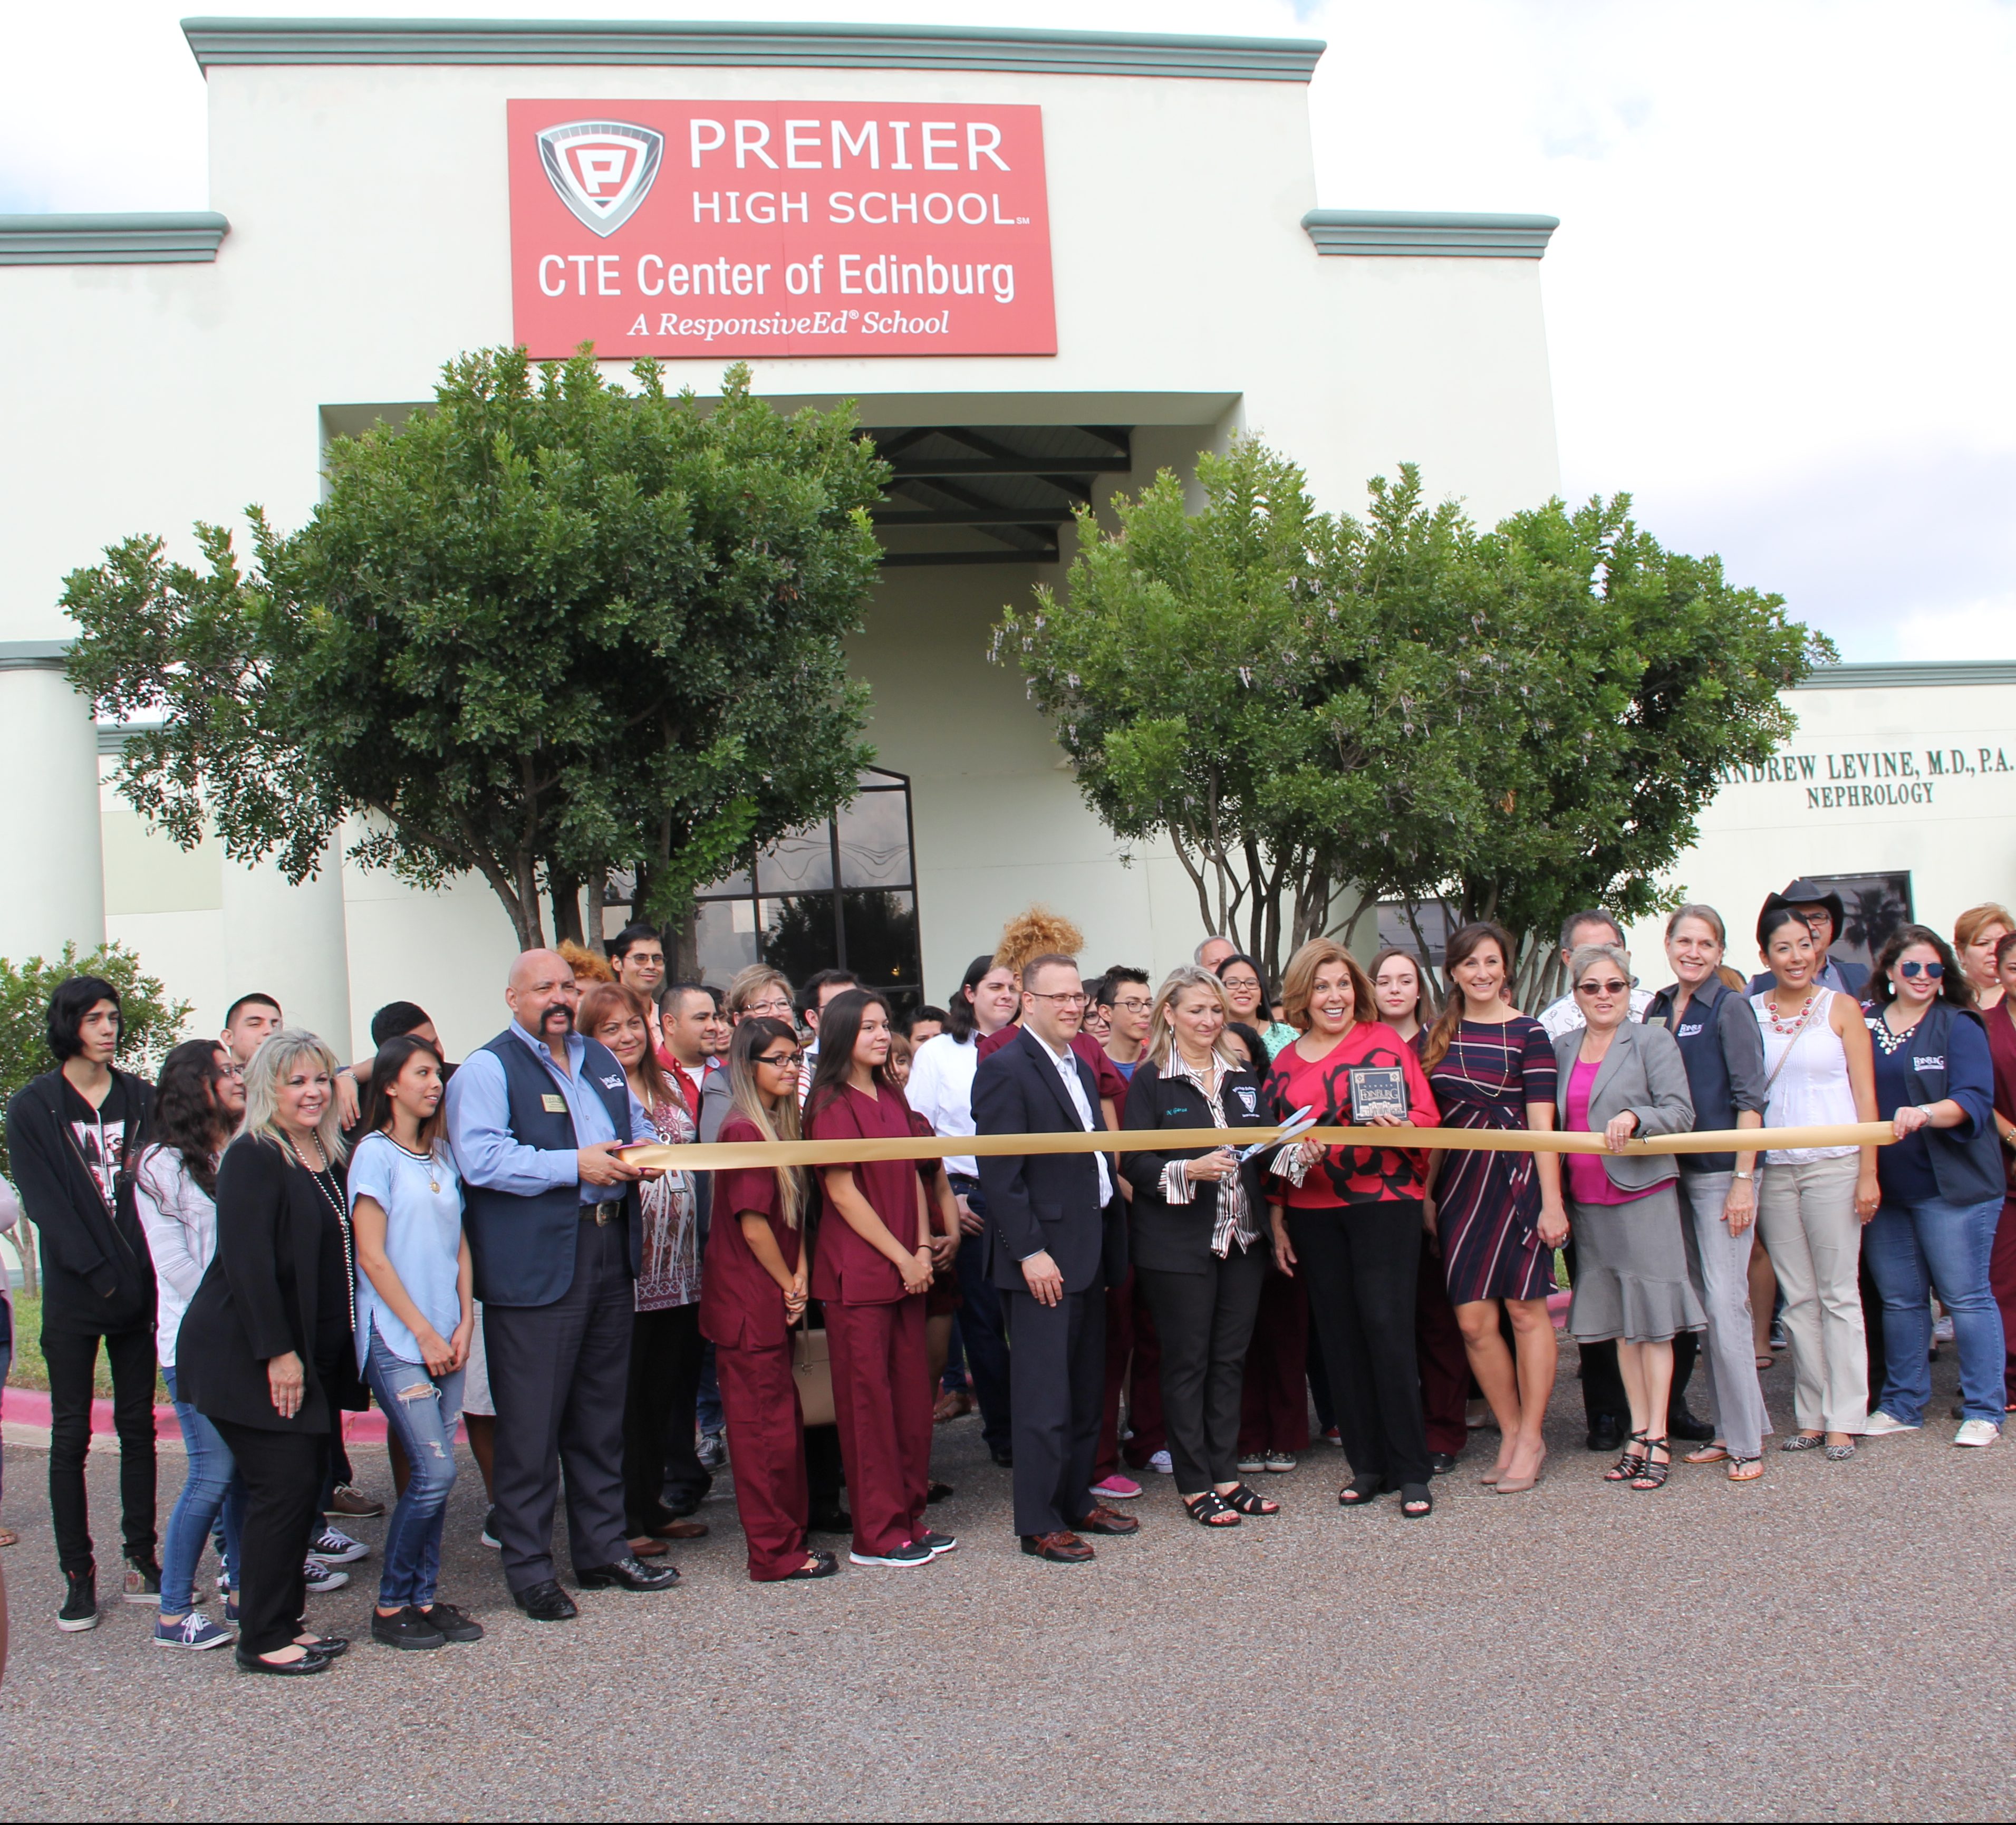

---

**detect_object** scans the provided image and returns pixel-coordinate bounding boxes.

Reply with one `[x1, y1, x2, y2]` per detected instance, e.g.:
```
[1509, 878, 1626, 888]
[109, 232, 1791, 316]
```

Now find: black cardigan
[1120, 1058, 1275, 1274]
[3, 1067, 157, 1333]
[176, 1134, 366, 1434]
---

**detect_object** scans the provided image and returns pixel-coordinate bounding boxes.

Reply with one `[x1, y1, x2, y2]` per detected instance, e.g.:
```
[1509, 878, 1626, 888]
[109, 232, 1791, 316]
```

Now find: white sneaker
[1954, 1419, 2001, 1448]
[1933, 1314, 1956, 1344]
[310, 1525, 369, 1564]
[302, 1557, 350, 1593]
[1147, 1449, 1173, 1475]
[1861, 1410, 1921, 1436]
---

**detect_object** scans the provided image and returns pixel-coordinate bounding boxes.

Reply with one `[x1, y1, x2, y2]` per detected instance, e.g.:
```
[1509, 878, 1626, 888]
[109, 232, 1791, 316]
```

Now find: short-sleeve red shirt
[805, 1081, 923, 1306]
[698, 1113, 802, 1350]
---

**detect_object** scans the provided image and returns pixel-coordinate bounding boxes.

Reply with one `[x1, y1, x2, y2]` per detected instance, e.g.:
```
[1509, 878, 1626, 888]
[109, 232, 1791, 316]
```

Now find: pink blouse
[1565, 1057, 1655, 1207]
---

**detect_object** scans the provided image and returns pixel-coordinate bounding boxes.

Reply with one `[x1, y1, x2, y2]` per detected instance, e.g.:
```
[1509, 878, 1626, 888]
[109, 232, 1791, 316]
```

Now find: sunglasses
[1897, 960, 1945, 979]
[1577, 979, 1631, 996]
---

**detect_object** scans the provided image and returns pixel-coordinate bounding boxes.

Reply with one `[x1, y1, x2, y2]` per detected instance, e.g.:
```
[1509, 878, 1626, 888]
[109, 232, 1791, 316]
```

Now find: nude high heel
[1494, 1443, 1547, 1495]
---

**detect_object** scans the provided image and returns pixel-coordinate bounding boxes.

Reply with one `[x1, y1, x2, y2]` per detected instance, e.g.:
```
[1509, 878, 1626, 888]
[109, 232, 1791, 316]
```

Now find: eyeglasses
[755, 1050, 802, 1068]
[744, 997, 794, 1016]
[1898, 960, 1945, 979]
[1112, 998, 1153, 1013]
[1027, 991, 1088, 1007]
[217, 1064, 245, 1080]
[1577, 979, 1630, 996]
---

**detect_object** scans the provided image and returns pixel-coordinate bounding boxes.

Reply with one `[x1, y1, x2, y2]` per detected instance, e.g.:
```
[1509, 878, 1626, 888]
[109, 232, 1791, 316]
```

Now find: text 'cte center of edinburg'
[2, 17, 2010, 1059]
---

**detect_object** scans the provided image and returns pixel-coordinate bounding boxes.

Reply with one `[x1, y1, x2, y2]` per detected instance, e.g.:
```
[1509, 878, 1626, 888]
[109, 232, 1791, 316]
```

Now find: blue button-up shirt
[443, 1021, 654, 1205]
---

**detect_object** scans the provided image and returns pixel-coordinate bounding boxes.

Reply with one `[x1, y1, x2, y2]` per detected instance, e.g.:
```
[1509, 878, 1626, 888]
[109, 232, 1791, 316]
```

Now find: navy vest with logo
[461, 1029, 640, 1308]
[1648, 976, 1743, 1175]
[1896, 1001, 2002, 1206]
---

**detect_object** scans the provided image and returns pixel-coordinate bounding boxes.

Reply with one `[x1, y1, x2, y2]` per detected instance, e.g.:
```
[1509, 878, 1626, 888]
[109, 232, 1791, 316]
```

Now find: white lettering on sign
[512, 99, 1055, 358]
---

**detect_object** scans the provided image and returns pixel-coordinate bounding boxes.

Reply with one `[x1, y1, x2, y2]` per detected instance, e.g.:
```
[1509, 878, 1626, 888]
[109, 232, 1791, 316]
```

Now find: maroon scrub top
[806, 1081, 924, 1307]
[698, 1112, 803, 1351]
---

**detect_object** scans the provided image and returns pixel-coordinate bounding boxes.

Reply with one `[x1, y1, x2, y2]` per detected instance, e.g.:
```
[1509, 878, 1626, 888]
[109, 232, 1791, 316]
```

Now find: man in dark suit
[442, 949, 680, 1621]
[973, 954, 1141, 1563]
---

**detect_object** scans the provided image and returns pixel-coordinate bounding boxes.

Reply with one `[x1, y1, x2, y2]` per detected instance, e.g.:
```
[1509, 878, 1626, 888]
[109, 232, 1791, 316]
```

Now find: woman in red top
[805, 990, 960, 1570]
[697, 1018, 835, 1583]
[1265, 939, 1442, 1518]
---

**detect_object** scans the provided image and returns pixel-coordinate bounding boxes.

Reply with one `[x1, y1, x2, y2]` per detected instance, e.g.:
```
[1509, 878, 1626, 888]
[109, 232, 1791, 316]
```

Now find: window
[691, 770, 923, 1015]
[1803, 871, 1913, 973]
[1376, 899, 1460, 967]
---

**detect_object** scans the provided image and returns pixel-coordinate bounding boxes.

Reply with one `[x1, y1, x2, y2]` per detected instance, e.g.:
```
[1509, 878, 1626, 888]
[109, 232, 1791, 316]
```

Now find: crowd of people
[4, 877, 2014, 1670]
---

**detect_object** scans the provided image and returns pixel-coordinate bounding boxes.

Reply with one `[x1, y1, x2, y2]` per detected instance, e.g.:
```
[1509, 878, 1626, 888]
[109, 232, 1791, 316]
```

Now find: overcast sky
[5, 0, 2012, 660]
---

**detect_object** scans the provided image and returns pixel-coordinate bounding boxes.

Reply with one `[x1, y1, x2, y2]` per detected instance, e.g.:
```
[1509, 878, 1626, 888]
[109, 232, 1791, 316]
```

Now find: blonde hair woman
[1120, 967, 1281, 1525]
[1955, 904, 2015, 1012]
[174, 1031, 366, 1676]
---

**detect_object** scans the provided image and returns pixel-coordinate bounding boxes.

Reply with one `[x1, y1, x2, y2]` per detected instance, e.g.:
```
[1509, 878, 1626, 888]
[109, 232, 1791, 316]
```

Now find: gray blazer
[1551, 1019, 1696, 1194]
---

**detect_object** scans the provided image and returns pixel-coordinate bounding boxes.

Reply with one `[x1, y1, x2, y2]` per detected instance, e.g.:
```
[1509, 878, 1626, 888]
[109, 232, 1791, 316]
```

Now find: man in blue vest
[443, 948, 680, 1620]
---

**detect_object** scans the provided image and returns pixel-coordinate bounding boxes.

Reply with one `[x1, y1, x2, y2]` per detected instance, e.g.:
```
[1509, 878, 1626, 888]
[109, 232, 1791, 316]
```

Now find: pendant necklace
[389, 1134, 441, 1194]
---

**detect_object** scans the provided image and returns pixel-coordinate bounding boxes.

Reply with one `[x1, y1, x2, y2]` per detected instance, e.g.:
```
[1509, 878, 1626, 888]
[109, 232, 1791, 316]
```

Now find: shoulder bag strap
[1761, 992, 1827, 1097]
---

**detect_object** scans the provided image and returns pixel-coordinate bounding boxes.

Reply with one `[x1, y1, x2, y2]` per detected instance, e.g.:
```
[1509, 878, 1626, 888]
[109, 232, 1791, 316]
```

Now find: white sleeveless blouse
[1750, 987, 1858, 1162]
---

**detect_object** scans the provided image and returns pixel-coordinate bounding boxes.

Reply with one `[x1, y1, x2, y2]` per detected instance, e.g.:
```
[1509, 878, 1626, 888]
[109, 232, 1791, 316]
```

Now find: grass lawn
[4, 1294, 170, 1402]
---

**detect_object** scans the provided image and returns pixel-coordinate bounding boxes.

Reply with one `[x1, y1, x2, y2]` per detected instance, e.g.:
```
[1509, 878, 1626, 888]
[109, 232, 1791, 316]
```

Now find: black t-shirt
[60, 1072, 136, 1212]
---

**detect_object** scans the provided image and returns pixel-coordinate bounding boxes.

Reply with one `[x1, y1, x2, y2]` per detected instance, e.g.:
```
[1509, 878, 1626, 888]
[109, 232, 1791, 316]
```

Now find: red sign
[507, 100, 1056, 360]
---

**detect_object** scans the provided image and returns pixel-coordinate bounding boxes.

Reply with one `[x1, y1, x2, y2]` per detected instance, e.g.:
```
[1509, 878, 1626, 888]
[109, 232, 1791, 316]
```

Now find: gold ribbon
[622, 1121, 1894, 1174]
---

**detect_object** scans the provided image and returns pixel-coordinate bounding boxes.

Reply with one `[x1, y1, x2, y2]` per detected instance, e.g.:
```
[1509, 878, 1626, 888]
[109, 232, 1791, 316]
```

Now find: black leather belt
[582, 1200, 622, 1225]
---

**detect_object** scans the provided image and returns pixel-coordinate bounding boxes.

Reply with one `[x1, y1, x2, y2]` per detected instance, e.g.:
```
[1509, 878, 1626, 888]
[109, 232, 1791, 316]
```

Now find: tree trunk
[585, 863, 610, 956]
[664, 891, 701, 981]
[549, 868, 584, 947]
[15, 1215, 37, 1297]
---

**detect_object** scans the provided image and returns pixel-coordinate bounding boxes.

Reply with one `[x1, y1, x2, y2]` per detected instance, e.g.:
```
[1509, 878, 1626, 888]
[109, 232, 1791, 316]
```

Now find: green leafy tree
[997, 440, 1829, 991]
[1, 943, 191, 1291]
[63, 350, 888, 958]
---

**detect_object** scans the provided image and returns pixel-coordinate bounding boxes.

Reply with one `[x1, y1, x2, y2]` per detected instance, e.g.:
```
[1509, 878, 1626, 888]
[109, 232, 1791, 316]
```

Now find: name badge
[1645, 1014, 1668, 1028]
[542, 1093, 567, 1113]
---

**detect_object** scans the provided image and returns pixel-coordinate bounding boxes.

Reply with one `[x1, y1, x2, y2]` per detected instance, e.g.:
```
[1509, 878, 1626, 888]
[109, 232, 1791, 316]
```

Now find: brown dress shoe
[625, 1536, 670, 1558]
[1073, 1504, 1141, 1536]
[1020, 1530, 1095, 1563]
[652, 1519, 709, 1541]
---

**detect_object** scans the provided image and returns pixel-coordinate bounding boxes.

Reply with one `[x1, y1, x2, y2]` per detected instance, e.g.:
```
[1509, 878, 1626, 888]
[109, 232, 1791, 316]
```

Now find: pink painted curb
[1, 1384, 406, 1442]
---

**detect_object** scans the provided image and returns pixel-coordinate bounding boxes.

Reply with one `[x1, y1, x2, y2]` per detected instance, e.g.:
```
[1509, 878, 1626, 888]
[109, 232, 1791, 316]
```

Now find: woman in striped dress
[1420, 923, 1568, 1495]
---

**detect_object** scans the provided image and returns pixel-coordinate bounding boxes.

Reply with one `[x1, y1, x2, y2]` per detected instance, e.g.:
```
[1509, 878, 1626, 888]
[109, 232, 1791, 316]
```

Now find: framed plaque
[1348, 1066, 1409, 1123]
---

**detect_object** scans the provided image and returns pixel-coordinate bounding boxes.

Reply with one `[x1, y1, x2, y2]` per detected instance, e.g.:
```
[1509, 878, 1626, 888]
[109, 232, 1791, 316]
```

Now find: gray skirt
[1566, 1183, 1708, 1345]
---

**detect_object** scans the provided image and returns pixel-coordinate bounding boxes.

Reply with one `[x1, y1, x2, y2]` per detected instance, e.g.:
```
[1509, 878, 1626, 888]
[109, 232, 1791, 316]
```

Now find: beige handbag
[792, 1319, 835, 1429]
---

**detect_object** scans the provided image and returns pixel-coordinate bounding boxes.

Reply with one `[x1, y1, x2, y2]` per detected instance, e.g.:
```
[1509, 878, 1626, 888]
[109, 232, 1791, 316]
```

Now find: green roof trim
[1795, 661, 2016, 691]
[1303, 210, 1558, 258]
[0, 214, 230, 266]
[181, 17, 1325, 80]
[0, 640, 70, 671]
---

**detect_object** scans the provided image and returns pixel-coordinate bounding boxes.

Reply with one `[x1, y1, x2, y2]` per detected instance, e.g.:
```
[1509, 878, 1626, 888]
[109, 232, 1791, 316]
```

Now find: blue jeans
[365, 1331, 464, 1609]
[1865, 1193, 2007, 1423]
[160, 1365, 245, 1613]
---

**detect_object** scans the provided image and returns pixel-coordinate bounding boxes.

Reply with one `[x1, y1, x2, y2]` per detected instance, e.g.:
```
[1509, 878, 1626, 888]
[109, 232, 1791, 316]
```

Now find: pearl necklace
[287, 1134, 357, 1334]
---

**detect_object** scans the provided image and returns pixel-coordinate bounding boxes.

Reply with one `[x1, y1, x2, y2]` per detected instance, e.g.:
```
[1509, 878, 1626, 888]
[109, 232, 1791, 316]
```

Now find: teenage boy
[5, 976, 158, 1629]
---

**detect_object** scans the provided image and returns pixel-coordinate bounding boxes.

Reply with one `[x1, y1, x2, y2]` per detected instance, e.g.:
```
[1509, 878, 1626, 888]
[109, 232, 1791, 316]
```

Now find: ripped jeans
[364, 1328, 464, 1609]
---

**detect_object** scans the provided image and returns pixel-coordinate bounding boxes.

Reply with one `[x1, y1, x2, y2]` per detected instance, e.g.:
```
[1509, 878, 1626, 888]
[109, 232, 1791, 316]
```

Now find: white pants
[1758, 1154, 1868, 1433]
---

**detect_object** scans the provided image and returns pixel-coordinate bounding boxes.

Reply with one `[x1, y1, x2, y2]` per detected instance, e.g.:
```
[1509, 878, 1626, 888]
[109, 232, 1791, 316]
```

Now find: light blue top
[442, 1020, 653, 1205]
[348, 1130, 465, 1369]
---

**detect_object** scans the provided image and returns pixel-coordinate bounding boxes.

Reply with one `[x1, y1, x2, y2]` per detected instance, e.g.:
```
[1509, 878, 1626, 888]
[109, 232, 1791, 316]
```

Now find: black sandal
[1183, 1491, 1241, 1528]
[1220, 1483, 1279, 1517]
[1400, 1482, 1433, 1519]
[1603, 1432, 1650, 1483]
[1337, 1475, 1384, 1507]
[1630, 1435, 1672, 1491]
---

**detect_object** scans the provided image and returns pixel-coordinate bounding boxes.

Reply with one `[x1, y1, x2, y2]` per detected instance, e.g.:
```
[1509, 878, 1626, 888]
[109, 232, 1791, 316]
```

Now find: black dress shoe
[576, 1554, 681, 1592]
[1586, 1413, 1627, 1453]
[807, 1508, 853, 1536]
[1428, 1451, 1459, 1475]
[926, 1480, 954, 1504]
[236, 1647, 331, 1676]
[1667, 1402, 1715, 1443]
[782, 1551, 841, 1580]
[513, 1579, 579, 1622]
[990, 1449, 1014, 1469]
[296, 1634, 349, 1658]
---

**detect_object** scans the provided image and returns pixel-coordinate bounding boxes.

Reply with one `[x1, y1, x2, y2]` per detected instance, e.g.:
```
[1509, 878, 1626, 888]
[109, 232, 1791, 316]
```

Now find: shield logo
[537, 120, 663, 237]
[1236, 1086, 1258, 1115]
